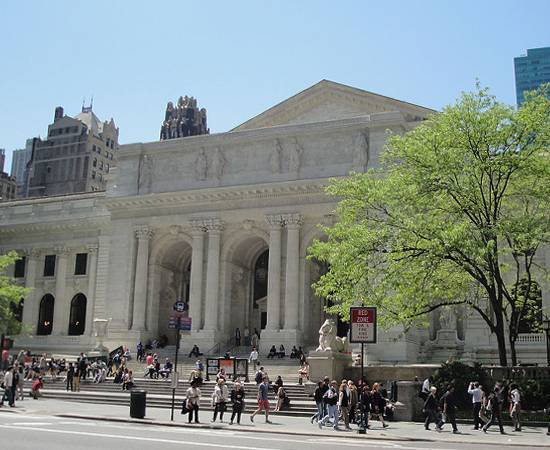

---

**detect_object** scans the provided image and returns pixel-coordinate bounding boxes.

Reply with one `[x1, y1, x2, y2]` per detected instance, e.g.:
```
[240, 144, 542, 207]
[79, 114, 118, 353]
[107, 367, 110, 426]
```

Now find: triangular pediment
[233, 80, 434, 131]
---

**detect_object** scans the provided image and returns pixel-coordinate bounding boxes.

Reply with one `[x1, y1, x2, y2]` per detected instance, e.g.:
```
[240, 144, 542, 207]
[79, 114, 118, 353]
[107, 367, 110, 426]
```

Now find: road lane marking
[0, 424, 284, 450]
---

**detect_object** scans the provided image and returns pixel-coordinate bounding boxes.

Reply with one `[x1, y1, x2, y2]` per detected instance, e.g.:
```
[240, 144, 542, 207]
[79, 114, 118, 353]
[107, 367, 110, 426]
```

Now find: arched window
[68, 293, 87, 335]
[37, 294, 55, 335]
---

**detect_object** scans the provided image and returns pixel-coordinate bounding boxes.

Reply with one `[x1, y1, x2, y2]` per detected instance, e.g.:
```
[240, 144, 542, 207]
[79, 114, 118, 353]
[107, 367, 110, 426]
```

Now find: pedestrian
[186, 379, 201, 423]
[66, 362, 74, 391]
[310, 380, 326, 424]
[275, 385, 287, 412]
[235, 328, 241, 347]
[249, 347, 259, 368]
[423, 386, 441, 430]
[482, 385, 505, 434]
[211, 379, 229, 422]
[230, 381, 245, 425]
[0, 366, 15, 407]
[419, 376, 433, 401]
[467, 381, 485, 430]
[254, 366, 265, 385]
[250, 376, 272, 423]
[16, 365, 24, 401]
[136, 341, 144, 362]
[440, 385, 459, 434]
[73, 363, 81, 392]
[338, 381, 351, 430]
[30, 376, 43, 399]
[358, 384, 371, 431]
[348, 380, 358, 424]
[318, 380, 339, 429]
[509, 383, 522, 432]
[371, 383, 389, 428]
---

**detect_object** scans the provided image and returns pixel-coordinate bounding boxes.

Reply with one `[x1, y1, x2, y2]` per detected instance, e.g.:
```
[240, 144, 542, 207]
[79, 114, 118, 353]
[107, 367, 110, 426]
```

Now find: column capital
[54, 246, 71, 256]
[134, 225, 154, 240]
[282, 213, 303, 229]
[87, 244, 99, 254]
[265, 214, 284, 229]
[204, 218, 224, 233]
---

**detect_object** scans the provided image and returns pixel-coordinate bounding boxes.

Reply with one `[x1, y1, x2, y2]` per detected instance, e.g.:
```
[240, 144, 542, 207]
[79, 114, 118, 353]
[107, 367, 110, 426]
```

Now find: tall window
[37, 294, 55, 335]
[44, 254, 56, 277]
[14, 256, 26, 278]
[74, 253, 88, 275]
[68, 293, 87, 335]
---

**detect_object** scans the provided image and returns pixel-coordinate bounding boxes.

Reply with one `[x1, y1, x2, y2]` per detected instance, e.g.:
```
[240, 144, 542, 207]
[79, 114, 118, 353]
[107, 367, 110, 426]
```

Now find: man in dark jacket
[423, 386, 441, 430]
[482, 386, 505, 434]
[440, 385, 459, 434]
[358, 384, 372, 431]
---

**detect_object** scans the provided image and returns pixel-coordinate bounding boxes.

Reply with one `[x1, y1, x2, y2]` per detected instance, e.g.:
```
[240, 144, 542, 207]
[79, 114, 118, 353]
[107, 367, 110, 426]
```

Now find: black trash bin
[130, 390, 146, 419]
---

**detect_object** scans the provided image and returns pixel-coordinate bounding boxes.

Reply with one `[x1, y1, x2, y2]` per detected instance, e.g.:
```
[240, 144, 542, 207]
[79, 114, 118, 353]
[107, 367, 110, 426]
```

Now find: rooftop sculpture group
[160, 96, 209, 140]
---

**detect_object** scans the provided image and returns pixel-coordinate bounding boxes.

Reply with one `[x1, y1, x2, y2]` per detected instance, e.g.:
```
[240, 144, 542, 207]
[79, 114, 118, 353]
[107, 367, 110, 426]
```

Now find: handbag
[181, 400, 189, 414]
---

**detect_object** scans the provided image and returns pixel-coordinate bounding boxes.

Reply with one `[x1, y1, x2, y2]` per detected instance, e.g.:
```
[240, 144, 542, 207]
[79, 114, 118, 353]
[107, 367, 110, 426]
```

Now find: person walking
[371, 383, 389, 429]
[318, 380, 339, 429]
[419, 376, 433, 401]
[440, 385, 459, 434]
[348, 380, 358, 424]
[310, 380, 326, 424]
[249, 347, 259, 369]
[1, 366, 15, 407]
[482, 385, 505, 434]
[338, 381, 351, 430]
[66, 362, 74, 391]
[186, 379, 201, 424]
[16, 365, 24, 401]
[250, 376, 271, 423]
[467, 381, 485, 430]
[235, 328, 241, 347]
[509, 383, 522, 432]
[358, 384, 371, 432]
[423, 386, 441, 430]
[230, 381, 245, 424]
[211, 379, 229, 422]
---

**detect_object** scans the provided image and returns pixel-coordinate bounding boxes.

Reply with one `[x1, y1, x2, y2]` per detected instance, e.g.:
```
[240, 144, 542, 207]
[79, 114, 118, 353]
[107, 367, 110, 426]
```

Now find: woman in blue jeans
[310, 380, 326, 423]
[318, 380, 339, 429]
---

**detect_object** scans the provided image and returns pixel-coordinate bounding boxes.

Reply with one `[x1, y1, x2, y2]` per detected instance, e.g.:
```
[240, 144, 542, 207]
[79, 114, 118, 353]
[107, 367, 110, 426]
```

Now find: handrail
[205, 342, 220, 356]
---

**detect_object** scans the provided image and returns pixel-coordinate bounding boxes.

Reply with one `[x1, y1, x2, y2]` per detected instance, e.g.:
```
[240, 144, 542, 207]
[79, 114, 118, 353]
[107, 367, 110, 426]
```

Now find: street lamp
[543, 316, 550, 367]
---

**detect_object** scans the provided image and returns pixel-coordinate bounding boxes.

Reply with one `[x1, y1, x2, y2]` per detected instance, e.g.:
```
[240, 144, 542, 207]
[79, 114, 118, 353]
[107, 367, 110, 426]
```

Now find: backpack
[255, 371, 263, 384]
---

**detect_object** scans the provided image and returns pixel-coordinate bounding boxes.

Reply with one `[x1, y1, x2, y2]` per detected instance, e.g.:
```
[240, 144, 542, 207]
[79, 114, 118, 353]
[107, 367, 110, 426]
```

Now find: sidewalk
[1, 398, 549, 447]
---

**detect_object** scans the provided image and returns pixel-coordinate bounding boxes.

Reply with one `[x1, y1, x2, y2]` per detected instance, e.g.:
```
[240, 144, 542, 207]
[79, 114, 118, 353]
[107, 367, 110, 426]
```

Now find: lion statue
[316, 318, 350, 353]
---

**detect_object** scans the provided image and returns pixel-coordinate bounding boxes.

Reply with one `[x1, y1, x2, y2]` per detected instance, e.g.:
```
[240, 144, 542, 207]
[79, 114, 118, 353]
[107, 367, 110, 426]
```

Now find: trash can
[130, 390, 146, 419]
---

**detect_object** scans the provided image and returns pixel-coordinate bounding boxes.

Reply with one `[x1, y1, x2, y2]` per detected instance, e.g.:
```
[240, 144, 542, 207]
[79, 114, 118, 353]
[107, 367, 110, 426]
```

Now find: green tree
[0, 251, 29, 336]
[309, 85, 550, 366]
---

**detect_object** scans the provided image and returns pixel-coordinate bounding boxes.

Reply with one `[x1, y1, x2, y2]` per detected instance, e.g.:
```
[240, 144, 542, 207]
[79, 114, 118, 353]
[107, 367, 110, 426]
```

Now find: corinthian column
[21, 249, 39, 334]
[283, 214, 302, 330]
[203, 219, 224, 330]
[266, 214, 283, 331]
[132, 226, 153, 331]
[52, 247, 70, 335]
[189, 221, 206, 331]
[85, 245, 99, 336]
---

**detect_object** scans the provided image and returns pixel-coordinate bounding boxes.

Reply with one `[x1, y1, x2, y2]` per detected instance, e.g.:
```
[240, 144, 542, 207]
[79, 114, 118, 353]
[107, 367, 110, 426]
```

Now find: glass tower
[514, 47, 550, 106]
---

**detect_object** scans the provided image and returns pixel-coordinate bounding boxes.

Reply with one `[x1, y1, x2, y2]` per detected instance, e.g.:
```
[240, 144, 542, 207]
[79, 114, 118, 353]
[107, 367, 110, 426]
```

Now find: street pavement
[0, 398, 549, 449]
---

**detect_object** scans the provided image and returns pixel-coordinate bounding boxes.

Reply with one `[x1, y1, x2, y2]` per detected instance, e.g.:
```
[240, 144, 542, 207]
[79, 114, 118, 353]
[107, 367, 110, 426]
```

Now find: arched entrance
[37, 294, 54, 335]
[68, 293, 87, 335]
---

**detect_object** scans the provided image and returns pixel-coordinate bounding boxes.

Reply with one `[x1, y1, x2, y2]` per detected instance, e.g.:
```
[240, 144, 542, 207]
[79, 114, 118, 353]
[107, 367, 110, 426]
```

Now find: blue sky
[1, 0, 549, 171]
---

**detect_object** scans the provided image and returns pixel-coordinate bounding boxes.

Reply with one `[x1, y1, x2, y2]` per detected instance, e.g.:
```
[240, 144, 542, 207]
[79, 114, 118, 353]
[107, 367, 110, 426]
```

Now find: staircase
[31, 376, 316, 417]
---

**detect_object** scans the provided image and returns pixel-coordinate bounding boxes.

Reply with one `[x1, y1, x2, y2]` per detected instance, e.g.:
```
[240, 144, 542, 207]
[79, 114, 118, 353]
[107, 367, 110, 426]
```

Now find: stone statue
[353, 130, 369, 171]
[211, 147, 227, 180]
[138, 154, 154, 193]
[270, 139, 283, 173]
[160, 96, 209, 140]
[195, 148, 208, 181]
[316, 318, 350, 352]
[289, 137, 303, 172]
[439, 308, 455, 330]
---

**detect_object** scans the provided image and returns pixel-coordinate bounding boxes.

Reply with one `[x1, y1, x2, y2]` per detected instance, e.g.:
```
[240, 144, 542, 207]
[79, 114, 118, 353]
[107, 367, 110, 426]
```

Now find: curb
[55, 413, 550, 447]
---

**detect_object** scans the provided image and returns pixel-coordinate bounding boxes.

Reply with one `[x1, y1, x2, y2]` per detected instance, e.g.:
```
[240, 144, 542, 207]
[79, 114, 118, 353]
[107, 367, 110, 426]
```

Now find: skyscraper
[10, 138, 34, 191]
[514, 46, 550, 106]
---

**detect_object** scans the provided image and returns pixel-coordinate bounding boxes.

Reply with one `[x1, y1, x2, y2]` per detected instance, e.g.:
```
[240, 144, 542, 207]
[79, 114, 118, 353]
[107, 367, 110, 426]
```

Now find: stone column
[21, 249, 39, 334]
[283, 214, 302, 331]
[52, 247, 69, 335]
[266, 214, 283, 331]
[203, 219, 224, 330]
[131, 226, 153, 331]
[85, 245, 98, 336]
[189, 222, 206, 331]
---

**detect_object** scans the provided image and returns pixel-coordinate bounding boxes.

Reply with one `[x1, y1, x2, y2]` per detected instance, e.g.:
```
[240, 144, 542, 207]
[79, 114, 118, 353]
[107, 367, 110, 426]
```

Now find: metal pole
[361, 343, 364, 383]
[170, 317, 181, 421]
[546, 328, 550, 367]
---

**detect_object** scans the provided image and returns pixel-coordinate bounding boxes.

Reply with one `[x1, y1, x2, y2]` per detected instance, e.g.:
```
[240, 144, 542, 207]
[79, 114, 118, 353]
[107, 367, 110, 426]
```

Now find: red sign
[349, 307, 377, 343]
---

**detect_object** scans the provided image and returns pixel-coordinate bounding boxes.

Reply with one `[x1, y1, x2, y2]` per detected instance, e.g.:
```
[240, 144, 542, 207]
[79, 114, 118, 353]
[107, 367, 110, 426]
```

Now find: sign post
[349, 307, 377, 386]
[169, 300, 191, 421]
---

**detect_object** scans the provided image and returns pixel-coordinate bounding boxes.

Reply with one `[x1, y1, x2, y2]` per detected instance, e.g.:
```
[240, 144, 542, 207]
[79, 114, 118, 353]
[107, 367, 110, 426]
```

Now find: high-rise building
[10, 138, 34, 191]
[0, 149, 17, 202]
[24, 104, 119, 198]
[514, 46, 550, 106]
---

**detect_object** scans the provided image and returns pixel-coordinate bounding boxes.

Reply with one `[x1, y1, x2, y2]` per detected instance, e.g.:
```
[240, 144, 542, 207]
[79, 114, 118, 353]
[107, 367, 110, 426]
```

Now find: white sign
[349, 307, 377, 343]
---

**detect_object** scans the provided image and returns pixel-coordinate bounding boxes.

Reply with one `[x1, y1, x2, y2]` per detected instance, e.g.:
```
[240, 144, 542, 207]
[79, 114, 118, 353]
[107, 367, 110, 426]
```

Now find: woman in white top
[509, 383, 522, 431]
[186, 380, 201, 423]
[211, 379, 229, 422]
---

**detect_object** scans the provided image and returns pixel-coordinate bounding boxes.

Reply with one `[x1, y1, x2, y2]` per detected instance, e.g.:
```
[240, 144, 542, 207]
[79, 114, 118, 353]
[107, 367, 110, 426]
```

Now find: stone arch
[220, 229, 269, 341]
[68, 293, 87, 335]
[37, 294, 55, 335]
[148, 230, 193, 343]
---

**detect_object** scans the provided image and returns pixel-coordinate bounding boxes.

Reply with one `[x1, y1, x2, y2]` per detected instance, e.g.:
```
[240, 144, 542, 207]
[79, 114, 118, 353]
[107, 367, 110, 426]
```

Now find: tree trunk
[494, 310, 508, 366]
[509, 335, 518, 367]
